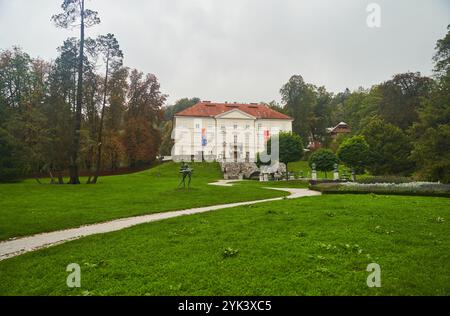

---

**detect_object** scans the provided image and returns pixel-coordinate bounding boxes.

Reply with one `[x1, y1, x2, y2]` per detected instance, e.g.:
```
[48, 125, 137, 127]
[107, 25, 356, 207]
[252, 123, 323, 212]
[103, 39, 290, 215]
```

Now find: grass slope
[1, 194, 448, 296]
[0, 162, 287, 241]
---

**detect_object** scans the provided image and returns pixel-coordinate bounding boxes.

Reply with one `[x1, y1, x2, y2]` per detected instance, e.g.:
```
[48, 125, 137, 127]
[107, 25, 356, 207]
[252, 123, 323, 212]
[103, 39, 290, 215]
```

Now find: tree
[52, 0, 100, 184]
[124, 70, 166, 167]
[91, 33, 123, 184]
[310, 86, 333, 142]
[267, 132, 304, 179]
[433, 24, 450, 77]
[280, 75, 317, 141]
[330, 87, 379, 134]
[163, 97, 200, 121]
[377, 72, 433, 130]
[308, 149, 338, 178]
[362, 118, 414, 175]
[410, 25, 450, 183]
[0, 128, 27, 182]
[337, 136, 371, 176]
[0, 48, 51, 180]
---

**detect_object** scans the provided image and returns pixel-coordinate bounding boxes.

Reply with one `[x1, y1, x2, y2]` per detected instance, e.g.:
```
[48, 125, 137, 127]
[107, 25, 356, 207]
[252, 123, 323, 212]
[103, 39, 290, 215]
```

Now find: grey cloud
[0, 0, 449, 104]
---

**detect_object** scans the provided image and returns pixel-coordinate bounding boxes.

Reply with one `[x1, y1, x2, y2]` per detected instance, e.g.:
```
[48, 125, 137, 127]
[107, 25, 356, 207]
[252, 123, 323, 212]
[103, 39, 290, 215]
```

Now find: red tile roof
[175, 101, 292, 120]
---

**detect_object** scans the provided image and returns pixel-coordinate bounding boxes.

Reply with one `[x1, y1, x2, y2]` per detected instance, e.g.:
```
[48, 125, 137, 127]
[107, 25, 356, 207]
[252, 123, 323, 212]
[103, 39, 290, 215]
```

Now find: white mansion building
[172, 101, 293, 162]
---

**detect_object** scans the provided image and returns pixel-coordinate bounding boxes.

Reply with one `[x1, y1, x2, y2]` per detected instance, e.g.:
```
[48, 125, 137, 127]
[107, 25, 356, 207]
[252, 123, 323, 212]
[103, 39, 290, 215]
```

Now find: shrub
[337, 136, 371, 175]
[308, 149, 338, 178]
[310, 181, 450, 197]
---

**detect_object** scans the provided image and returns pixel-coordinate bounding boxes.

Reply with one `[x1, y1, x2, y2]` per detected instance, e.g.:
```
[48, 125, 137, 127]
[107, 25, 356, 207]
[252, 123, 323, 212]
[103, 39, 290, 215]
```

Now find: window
[234, 135, 238, 144]
[195, 123, 200, 129]
[258, 123, 262, 130]
[234, 124, 238, 130]
[246, 124, 250, 130]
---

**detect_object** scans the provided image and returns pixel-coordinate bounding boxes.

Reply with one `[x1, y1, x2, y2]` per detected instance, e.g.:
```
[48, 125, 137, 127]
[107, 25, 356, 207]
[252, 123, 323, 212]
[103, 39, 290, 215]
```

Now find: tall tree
[52, 0, 100, 184]
[433, 24, 450, 77]
[280, 75, 317, 141]
[410, 25, 450, 183]
[91, 34, 123, 184]
[377, 72, 433, 130]
[103, 67, 128, 171]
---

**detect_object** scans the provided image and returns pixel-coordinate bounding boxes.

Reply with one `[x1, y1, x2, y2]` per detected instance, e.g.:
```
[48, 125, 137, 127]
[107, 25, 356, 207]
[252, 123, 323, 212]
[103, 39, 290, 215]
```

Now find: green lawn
[0, 162, 288, 241]
[1, 194, 448, 296]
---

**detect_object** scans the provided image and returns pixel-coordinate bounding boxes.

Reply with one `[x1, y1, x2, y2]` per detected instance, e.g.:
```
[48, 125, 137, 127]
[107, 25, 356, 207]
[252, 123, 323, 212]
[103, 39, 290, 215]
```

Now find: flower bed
[310, 181, 450, 197]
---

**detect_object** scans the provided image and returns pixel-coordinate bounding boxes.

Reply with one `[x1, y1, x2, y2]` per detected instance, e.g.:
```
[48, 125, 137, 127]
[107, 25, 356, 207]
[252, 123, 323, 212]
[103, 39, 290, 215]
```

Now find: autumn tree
[124, 70, 166, 167]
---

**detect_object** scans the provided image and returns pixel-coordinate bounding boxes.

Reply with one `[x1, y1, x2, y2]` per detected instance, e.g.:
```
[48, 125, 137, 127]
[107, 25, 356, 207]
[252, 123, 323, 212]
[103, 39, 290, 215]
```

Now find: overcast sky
[0, 0, 449, 105]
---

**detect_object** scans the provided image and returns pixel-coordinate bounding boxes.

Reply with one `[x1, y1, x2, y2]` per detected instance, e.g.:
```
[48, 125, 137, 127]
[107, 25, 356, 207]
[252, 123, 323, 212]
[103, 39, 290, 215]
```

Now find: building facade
[172, 101, 293, 162]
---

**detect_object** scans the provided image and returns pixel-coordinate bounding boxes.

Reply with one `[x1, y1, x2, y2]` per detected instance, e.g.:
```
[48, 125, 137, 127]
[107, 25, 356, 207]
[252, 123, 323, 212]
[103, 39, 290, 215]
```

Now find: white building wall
[173, 114, 292, 162]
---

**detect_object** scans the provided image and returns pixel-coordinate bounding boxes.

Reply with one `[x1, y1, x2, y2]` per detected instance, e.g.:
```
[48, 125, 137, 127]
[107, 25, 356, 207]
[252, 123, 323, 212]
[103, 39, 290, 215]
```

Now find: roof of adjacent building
[327, 122, 351, 133]
[175, 101, 293, 120]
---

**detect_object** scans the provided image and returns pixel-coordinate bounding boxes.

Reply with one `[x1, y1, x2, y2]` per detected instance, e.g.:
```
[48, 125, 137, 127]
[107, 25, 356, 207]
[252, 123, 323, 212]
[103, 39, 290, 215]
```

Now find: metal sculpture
[178, 162, 193, 189]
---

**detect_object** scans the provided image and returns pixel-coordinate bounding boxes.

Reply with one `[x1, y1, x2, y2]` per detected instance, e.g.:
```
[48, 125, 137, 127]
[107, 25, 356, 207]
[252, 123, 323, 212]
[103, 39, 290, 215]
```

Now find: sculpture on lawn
[178, 162, 193, 189]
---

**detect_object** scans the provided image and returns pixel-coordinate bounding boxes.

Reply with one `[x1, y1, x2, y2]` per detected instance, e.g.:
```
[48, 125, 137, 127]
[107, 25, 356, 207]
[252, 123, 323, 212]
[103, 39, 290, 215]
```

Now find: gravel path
[0, 186, 320, 261]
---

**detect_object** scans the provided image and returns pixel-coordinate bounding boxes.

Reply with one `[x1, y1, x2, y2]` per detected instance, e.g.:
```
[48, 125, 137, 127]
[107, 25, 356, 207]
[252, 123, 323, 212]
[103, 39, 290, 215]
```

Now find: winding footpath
[0, 182, 320, 262]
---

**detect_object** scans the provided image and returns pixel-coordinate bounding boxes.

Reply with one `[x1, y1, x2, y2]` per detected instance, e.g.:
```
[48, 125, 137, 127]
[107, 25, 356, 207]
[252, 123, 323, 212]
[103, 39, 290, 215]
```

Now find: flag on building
[201, 128, 207, 146]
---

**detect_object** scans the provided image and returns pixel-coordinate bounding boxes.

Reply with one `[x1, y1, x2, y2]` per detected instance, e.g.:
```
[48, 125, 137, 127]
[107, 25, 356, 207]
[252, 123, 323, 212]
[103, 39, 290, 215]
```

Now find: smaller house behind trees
[327, 122, 351, 140]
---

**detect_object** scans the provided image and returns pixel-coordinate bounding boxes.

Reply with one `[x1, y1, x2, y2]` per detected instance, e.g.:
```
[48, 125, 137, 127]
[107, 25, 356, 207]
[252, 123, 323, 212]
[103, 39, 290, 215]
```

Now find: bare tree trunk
[91, 56, 109, 184]
[68, 0, 85, 185]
